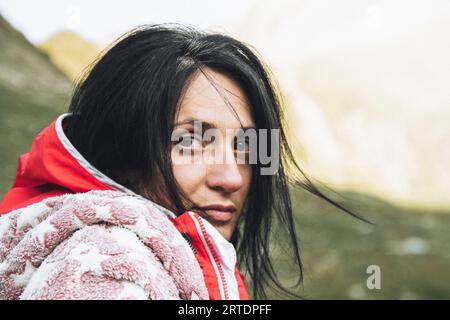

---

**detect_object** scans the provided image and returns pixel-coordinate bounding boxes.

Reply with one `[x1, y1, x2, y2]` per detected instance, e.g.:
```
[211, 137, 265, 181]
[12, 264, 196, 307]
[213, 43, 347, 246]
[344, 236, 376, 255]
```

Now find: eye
[178, 134, 202, 149]
[234, 136, 250, 153]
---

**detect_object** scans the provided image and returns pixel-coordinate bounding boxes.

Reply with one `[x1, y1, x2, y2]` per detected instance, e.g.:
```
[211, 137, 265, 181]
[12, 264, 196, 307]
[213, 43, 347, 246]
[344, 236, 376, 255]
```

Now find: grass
[0, 84, 69, 194]
[265, 187, 450, 299]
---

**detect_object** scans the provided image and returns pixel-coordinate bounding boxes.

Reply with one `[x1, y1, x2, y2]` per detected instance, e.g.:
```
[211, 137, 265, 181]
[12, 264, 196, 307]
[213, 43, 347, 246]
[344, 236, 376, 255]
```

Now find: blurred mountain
[0, 13, 72, 195]
[230, 0, 450, 210]
[0, 14, 72, 104]
[39, 31, 101, 81]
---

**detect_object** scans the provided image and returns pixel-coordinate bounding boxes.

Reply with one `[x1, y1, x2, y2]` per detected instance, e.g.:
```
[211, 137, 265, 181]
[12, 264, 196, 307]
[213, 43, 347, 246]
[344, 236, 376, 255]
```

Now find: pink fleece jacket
[0, 190, 209, 300]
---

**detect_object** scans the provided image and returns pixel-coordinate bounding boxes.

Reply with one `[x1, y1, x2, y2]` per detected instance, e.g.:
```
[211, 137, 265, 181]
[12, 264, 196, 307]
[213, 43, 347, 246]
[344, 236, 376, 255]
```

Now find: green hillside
[0, 14, 72, 195]
[266, 187, 450, 299]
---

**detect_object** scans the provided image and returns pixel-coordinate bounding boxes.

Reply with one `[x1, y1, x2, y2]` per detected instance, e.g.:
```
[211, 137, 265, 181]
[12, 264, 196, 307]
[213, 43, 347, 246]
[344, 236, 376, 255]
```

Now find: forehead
[176, 69, 254, 129]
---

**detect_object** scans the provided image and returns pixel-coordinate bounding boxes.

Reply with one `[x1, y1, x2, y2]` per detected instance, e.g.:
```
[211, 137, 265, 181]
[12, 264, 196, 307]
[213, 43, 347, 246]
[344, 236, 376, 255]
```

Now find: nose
[205, 160, 244, 194]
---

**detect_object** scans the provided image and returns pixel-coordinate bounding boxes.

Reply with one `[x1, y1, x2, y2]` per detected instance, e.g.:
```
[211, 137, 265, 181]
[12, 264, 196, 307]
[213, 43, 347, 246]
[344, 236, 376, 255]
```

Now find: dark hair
[66, 24, 365, 299]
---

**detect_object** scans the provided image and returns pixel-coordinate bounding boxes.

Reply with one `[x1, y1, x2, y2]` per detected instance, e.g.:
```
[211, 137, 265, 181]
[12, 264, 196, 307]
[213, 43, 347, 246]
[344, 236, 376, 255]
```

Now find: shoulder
[0, 190, 208, 300]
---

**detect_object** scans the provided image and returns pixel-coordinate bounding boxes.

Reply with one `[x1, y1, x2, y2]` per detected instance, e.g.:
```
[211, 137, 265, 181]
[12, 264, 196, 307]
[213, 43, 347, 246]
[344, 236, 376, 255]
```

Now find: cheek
[172, 163, 207, 195]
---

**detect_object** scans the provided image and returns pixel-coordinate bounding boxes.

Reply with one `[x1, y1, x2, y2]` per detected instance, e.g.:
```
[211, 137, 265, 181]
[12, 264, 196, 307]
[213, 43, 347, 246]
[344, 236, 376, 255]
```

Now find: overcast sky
[0, 0, 257, 44]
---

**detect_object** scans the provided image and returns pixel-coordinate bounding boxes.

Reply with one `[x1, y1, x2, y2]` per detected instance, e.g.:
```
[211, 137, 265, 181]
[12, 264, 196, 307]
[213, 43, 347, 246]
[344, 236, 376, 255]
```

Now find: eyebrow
[174, 117, 256, 131]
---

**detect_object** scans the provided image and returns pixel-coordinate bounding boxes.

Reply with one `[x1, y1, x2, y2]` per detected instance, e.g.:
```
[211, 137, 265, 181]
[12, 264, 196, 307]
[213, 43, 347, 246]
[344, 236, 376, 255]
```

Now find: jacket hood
[0, 114, 156, 215]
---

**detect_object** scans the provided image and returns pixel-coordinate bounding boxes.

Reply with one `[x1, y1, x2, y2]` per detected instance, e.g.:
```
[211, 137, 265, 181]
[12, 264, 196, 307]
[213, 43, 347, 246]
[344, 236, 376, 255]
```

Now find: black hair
[66, 24, 366, 299]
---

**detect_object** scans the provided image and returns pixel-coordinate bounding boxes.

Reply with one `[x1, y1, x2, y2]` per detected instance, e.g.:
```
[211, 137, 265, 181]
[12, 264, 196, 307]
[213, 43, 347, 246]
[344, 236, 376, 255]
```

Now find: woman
[0, 24, 357, 300]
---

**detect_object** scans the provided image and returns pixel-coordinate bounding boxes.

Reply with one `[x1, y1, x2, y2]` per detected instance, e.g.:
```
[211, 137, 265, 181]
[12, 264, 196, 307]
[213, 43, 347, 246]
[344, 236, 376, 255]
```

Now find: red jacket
[0, 114, 248, 300]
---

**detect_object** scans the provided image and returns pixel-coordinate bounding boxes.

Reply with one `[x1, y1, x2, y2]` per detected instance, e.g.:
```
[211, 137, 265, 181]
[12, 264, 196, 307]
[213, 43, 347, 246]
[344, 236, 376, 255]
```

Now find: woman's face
[171, 69, 254, 241]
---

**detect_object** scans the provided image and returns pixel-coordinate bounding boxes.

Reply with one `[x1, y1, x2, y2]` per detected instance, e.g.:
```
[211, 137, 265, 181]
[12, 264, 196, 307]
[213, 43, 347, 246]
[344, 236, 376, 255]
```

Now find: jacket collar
[172, 211, 248, 300]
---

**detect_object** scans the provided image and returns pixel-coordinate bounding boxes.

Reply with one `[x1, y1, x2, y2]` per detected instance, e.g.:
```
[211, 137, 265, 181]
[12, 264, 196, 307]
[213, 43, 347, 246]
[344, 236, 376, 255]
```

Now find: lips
[198, 204, 236, 223]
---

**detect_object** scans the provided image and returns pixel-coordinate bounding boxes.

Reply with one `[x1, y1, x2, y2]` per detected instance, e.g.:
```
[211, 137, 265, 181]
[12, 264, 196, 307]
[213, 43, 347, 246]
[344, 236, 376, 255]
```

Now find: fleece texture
[0, 190, 209, 300]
